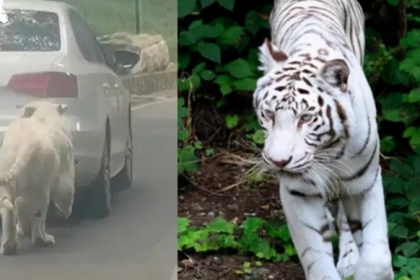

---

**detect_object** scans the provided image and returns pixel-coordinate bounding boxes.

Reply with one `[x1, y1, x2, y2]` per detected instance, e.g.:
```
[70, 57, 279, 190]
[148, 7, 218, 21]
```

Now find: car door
[114, 72, 130, 152]
[113, 76, 129, 157]
[101, 66, 128, 166]
[68, 10, 121, 171]
[93, 43, 128, 166]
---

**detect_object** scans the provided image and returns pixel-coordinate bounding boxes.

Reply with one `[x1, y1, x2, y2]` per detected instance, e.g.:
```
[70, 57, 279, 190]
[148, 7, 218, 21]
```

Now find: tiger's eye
[300, 114, 313, 123]
[265, 109, 275, 121]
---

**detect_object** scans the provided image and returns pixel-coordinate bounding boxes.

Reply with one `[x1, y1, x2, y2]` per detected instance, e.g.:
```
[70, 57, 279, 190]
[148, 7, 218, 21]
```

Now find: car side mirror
[113, 50, 140, 72]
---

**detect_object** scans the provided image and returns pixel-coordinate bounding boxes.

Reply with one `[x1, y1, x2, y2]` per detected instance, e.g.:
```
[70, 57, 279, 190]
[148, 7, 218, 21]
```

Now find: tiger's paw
[353, 251, 393, 280]
[337, 241, 359, 279]
[1, 240, 17, 256]
[33, 234, 55, 247]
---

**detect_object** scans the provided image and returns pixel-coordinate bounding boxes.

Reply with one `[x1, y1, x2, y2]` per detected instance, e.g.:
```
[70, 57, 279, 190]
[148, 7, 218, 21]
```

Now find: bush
[178, 0, 420, 278]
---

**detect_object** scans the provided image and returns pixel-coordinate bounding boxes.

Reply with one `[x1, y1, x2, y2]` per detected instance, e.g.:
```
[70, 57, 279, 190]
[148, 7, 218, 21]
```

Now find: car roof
[3, 0, 74, 13]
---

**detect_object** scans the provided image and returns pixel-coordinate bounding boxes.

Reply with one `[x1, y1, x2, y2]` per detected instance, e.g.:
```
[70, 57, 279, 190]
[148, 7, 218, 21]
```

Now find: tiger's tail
[0, 196, 13, 211]
[0, 141, 37, 186]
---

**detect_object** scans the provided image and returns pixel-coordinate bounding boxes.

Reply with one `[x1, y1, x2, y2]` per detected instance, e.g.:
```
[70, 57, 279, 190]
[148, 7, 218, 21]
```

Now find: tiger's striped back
[270, 0, 365, 65]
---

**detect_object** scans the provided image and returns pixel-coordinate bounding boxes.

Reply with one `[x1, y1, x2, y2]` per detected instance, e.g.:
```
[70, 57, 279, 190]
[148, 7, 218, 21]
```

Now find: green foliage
[178, 0, 264, 95]
[177, 98, 199, 174]
[178, 216, 240, 252]
[233, 260, 263, 275]
[383, 155, 420, 279]
[177, 97, 215, 174]
[178, 216, 297, 262]
[177, 0, 268, 175]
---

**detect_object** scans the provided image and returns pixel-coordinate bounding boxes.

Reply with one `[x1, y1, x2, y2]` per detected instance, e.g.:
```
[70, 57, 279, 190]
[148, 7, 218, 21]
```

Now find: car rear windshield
[0, 10, 60, 52]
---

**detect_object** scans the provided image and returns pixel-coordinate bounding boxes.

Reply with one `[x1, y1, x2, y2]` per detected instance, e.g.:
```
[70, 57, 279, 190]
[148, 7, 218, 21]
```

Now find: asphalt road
[0, 96, 177, 280]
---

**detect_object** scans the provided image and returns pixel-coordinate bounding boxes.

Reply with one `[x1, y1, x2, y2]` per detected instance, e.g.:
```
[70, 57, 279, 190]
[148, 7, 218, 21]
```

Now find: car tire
[73, 132, 111, 219]
[112, 109, 133, 191]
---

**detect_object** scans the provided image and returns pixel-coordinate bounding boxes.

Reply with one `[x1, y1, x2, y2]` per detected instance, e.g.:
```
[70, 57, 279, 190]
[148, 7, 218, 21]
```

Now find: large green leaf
[217, 0, 235, 11]
[396, 242, 420, 257]
[178, 217, 190, 234]
[245, 10, 261, 36]
[200, 0, 216, 9]
[231, 78, 256, 91]
[189, 21, 222, 40]
[205, 217, 235, 234]
[223, 59, 254, 78]
[196, 42, 221, 63]
[178, 0, 197, 18]
[220, 26, 244, 45]
[178, 53, 191, 70]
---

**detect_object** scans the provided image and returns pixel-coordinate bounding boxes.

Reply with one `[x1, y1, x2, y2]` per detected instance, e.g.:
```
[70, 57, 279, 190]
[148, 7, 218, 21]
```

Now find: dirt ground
[178, 150, 305, 280]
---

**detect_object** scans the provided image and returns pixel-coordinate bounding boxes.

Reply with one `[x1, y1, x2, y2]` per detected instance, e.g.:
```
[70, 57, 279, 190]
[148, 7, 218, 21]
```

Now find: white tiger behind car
[253, 0, 393, 279]
[0, 100, 75, 255]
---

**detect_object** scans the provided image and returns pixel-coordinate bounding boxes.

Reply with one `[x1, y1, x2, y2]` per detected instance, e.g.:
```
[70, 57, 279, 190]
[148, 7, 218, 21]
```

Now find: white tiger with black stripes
[253, 0, 393, 279]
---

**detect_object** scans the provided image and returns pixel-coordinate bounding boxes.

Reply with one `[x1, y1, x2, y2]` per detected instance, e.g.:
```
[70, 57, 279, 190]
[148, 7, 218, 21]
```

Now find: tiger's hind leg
[31, 200, 55, 247]
[32, 215, 55, 247]
[280, 182, 341, 280]
[15, 196, 35, 238]
[0, 208, 17, 255]
[336, 202, 359, 279]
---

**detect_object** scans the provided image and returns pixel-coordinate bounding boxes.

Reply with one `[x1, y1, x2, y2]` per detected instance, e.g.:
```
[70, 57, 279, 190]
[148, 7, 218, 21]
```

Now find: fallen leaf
[260, 204, 270, 210]
[181, 258, 195, 267]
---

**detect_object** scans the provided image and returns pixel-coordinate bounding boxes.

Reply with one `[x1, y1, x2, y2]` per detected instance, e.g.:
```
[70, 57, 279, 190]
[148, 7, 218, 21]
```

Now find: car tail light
[7, 71, 78, 98]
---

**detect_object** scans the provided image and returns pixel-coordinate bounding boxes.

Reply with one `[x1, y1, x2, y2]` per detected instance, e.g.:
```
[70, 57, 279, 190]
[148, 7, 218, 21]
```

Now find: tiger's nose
[270, 156, 293, 169]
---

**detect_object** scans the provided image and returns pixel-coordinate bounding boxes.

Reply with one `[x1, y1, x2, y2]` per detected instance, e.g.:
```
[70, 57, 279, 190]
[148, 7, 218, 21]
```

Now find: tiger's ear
[258, 38, 288, 74]
[320, 59, 350, 92]
[56, 104, 68, 115]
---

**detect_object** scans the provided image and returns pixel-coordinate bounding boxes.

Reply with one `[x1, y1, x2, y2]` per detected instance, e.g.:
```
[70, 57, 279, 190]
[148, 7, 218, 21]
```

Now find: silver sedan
[0, 1, 141, 219]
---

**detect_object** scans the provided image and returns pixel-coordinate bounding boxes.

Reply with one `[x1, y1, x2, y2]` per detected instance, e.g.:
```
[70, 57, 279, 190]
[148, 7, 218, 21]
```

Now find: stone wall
[121, 66, 176, 96]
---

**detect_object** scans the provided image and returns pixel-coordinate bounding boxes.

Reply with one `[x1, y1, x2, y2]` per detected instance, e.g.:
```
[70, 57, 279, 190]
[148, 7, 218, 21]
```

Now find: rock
[133, 40, 169, 73]
[253, 268, 271, 277]
[165, 62, 176, 72]
[98, 32, 170, 74]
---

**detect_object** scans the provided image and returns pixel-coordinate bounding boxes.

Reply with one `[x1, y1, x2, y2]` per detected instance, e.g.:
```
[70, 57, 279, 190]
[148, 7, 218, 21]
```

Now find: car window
[68, 10, 106, 65]
[0, 10, 60, 52]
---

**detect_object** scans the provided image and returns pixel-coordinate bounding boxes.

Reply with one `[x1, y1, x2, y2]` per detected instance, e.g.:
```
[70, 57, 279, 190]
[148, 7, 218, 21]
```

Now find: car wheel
[74, 133, 111, 219]
[112, 110, 133, 191]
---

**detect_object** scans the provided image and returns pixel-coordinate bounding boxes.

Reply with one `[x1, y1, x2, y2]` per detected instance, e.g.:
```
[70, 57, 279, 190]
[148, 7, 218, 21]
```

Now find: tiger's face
[254, 39, 353, 174]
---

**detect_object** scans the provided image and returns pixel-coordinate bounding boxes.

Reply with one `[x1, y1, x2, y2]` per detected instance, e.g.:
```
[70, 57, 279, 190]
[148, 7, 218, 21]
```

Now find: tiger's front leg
[336, 202, 359, 278]
[341, 169, 394, 280]
[280, 181, 341, 280]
